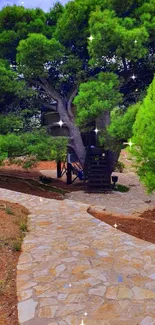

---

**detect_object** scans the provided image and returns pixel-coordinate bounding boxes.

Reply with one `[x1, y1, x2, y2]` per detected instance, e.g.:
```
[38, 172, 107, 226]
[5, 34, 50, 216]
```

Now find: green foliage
[114, 161, 125, 173]
[0, 130, 68, 168]
[20, 223, 28, 232]
[0, 60, 18, 107]
[0, 5, 49, 61]
[114, 184, 129, 192]
[46, 2, 64, 37]
[0, 30, 18, 60]
[0, 59, 34, 112]
[22, 158, 38, 170]
[50, 137, 68, 162]
[108, 102, 140, 141]
[99, 128, 122, 152]
[74, 72, 122, 126]
[88, 9, 149, 65]
[5, 206, 14, 215]
[0, 114, 23, 135]
[17, 33, 64, 78]
[0, 133, 26, 159]
[0, 0, 155, 180]
[12, 239, 22, 252]
[131, 76, 155, 192]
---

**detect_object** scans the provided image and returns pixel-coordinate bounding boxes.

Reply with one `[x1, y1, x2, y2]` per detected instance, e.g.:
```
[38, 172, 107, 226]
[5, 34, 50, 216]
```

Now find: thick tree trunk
[39, 78, 120, 170]
[38, 79, 86, 167]
[57, 100, 86, 167]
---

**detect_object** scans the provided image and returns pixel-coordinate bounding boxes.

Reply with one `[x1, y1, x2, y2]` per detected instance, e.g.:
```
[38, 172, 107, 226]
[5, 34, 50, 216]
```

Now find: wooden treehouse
[41, 103, 112, 192]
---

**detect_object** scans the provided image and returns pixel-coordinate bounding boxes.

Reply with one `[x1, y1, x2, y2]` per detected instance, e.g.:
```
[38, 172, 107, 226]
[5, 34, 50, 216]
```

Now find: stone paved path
[41, 170, 155, 216]
[1, 188, 155, 325]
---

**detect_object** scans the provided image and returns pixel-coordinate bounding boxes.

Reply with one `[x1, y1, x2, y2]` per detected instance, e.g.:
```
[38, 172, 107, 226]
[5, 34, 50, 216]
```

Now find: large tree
[0, 0, 155, 169]
[131, 77, 155, 192]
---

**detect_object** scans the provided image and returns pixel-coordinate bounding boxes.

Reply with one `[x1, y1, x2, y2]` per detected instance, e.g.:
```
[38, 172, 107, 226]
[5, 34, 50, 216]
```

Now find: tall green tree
[0, 0, 155, 169]
[131, 77, 155, 192]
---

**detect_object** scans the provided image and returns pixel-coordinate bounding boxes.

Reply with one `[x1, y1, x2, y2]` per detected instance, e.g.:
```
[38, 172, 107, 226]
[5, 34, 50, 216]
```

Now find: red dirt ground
[88, 207, 155, 244]
[0, 200, 28, 325]
[0, 161, 84, 196]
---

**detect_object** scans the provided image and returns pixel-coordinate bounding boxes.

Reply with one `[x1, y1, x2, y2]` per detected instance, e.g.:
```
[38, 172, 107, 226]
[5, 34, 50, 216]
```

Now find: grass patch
[20, 222, 28, 232]
[114, 184, 130, 192]
[37, 182, 66, 194]
[5, 206, 14, 215]
[12, 239, 22, 252]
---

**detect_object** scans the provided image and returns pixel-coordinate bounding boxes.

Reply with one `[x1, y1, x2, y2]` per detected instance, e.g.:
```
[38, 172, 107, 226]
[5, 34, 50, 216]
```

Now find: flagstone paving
[1, 188, 155, 325]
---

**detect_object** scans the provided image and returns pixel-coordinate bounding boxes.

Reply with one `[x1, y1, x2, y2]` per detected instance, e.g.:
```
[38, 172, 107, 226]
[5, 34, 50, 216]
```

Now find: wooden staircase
[85, 148, 111, 192]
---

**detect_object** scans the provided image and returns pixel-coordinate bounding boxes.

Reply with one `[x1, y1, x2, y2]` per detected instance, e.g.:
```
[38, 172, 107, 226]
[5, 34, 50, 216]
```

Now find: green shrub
[20, 223, 28, 232]
[114, 184, 129, 192]
[0, 129, 68, 168]
[131, 77, 155, 192]
[12, 239, 22, 252]
[5, 206, 14, 215]
[114, 161, 125, 173]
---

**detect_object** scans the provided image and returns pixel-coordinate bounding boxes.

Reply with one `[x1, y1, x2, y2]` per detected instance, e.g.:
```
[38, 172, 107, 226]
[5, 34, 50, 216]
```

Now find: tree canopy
[0, 0, 155, 189]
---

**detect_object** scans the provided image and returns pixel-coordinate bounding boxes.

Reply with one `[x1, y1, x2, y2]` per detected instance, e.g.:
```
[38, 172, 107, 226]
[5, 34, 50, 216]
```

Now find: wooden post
[66, 162, 72, 184]
[57, 161, 62, 178]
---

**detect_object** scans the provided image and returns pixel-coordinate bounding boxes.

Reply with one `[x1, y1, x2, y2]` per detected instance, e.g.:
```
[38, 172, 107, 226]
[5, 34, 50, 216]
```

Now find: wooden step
[88, 177, 110, 181]
[88, 181, 111, 186]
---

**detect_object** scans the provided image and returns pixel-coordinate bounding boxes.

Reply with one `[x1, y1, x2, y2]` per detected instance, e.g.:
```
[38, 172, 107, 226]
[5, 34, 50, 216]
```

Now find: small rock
[89, 285, 106, 297]
[89, 205, 106, 212]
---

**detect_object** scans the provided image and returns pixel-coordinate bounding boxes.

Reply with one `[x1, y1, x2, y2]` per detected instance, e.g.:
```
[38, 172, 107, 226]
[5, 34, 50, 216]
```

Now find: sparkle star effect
[114, 223, 118, 229]
[80, 320, 85, 325]
[123, 139, 134, 149]
[68, 283, 72, 287]
[88, 35, 94, 42]
[131, 74, 136, 80]
[57, 120, 64, 127]
[94, 128, 99, 134]
[84, 312, 88, 316]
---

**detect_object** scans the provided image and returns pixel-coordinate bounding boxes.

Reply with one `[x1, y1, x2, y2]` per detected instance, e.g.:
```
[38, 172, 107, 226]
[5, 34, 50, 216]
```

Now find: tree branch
[39, 77, 63, 102]
[67, 85, 79, 118]
[67, 143, 75, 150]
[37, 101, 57, 111]
[122, 56, 128, 73]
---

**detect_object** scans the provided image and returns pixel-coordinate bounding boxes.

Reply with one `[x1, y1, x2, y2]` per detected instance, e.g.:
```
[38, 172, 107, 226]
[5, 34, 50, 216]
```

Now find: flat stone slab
[1, 188, 155, 324]
[18, 299, 38, 323]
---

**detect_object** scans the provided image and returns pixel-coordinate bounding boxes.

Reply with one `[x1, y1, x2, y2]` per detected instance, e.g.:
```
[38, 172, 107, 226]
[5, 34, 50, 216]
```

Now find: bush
[0, 129, 68, 168]
[131, 77, 155, 192]
[12, 239, 22, 251]
[114, 161, 125, 173]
